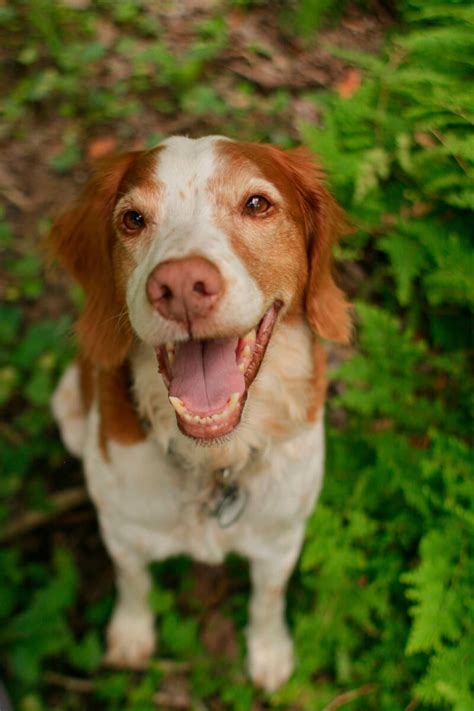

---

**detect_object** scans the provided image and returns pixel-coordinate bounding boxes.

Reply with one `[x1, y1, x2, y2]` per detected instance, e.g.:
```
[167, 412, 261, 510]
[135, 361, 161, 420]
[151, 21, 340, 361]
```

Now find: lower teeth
[169, 392, 240, 424]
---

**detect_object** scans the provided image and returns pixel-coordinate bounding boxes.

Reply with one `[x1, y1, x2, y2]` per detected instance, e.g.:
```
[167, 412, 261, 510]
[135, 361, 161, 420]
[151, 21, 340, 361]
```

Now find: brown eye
[122, 210, 145, 231]
[245, 195, 271, 215]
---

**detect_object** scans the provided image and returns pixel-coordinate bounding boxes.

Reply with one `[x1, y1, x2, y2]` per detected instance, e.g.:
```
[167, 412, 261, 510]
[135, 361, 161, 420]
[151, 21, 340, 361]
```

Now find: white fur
[51, 364, 86, 458]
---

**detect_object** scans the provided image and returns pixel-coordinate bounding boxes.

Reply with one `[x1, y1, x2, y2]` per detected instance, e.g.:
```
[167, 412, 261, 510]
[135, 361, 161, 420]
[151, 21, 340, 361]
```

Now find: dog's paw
[246, 625, 294, 693]
[105, 609, 156, 669]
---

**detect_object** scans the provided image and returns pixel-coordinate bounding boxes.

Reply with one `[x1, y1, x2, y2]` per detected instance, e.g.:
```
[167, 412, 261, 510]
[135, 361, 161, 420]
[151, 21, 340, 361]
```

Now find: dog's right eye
[122, 210, 145, 231]
[244, 195, 271, 215]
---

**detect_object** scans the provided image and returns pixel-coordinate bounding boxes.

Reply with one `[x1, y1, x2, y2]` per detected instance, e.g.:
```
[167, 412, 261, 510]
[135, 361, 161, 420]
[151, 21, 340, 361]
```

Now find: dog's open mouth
[156, 302, 282, 440]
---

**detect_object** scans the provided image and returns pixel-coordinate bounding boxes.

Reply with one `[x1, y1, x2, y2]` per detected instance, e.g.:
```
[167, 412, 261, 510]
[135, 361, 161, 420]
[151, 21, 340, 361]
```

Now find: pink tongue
[169, 338, 245, 414]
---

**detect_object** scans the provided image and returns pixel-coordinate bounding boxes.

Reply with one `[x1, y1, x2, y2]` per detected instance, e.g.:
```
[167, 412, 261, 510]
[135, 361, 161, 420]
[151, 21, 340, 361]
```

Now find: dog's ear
[277, 147, 352, 343]
[48, 152, 139, 367]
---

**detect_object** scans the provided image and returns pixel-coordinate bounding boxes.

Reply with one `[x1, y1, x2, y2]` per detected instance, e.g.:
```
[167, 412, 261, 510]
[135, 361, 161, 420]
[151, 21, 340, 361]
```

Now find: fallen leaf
[415, 131, 436, 148]
[337, 68, 362, 99]
[410, 434, 431, 450]
[86, 136, 118, 160]
[370, 418, 394, 433]
[401, 202, 432, 218]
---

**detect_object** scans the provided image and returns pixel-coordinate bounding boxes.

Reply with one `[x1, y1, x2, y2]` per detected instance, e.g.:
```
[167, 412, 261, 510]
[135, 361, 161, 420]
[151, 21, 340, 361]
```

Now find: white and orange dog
[50, 136, 350, 692]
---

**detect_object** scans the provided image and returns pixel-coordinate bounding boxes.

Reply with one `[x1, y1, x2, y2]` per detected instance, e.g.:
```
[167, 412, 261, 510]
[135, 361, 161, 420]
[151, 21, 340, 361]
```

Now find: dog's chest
[83, 408, 324, 565]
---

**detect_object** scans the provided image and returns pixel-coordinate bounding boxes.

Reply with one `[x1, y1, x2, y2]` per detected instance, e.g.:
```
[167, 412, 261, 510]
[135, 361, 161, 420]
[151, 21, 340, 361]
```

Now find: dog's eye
[244, 195, 271, 215]
[122, 210, 145, 231]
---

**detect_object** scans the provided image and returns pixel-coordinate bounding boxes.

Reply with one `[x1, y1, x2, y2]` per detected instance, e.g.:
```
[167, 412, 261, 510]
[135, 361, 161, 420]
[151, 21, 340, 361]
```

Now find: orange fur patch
[98, 361, 146, 458]
[212, 141, 308, 321]
[47, 148, 162, 368]
[214, 141, 352, 344]
[213, 140, 350, 423]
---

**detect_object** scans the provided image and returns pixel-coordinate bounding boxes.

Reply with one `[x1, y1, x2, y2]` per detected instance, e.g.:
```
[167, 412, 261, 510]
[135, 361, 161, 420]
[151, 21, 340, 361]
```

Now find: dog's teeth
[242, 345, 251, 359]
[245, 328, 256, 343]
[170, 393, 241, 426]
[228, 392, 240, 412]
[166, 342, 175, 366]
[169, 396, 185, 415]
[238, 363, 245, 373]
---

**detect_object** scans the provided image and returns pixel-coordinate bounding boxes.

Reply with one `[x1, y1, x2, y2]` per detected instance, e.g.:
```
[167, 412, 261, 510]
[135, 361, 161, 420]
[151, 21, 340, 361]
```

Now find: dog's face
[50, 136, 350, 441]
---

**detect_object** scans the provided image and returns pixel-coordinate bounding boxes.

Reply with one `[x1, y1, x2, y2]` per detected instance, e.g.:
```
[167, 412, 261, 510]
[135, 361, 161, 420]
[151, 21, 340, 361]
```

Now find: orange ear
[278, 147, 352, 344]
[48, 152, 140, 367]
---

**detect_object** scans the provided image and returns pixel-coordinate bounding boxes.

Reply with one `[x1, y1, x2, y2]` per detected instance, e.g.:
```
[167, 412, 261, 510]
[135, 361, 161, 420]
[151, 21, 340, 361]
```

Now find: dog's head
[49, 136, 350, 441]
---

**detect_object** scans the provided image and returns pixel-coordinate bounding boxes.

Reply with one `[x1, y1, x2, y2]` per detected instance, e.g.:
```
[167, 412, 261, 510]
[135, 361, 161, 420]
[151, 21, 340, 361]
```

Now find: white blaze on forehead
[126, 136, 266, 345]
[157, 135, 226, 213]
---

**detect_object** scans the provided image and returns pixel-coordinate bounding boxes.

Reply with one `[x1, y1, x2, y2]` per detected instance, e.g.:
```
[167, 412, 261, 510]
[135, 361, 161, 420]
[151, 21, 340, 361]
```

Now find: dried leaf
[337, 68, 362, 99]
[86, 137, 118, 160]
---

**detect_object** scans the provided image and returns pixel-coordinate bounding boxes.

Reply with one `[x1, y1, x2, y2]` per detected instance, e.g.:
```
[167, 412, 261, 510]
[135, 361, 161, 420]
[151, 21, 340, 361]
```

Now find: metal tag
[208, 483, 247, 528]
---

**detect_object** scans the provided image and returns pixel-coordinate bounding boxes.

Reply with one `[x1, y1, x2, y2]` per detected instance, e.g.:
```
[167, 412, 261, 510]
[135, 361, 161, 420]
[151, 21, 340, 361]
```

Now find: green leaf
[68, 630, 102, 672]
[160, 612, 199, 657]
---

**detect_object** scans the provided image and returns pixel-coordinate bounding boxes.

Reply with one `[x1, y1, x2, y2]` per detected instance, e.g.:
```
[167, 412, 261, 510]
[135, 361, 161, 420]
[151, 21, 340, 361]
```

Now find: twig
[322, 683, 378, 711]
[44, 671, 94, 694]
[0, 185, 32, 211]
[0, 486, 89, 542]
[0, 166, 32, 211]
[102, 656, 193, 673]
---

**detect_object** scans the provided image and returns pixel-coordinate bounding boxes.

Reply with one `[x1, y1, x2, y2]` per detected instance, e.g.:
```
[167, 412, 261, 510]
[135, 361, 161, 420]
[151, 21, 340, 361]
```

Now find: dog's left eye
[244, 195, 271, 215]
[122, 210, 145, 231]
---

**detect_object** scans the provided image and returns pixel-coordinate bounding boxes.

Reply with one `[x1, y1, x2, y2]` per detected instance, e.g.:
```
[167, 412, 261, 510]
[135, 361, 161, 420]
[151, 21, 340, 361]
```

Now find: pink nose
[146, 257, 223, 324]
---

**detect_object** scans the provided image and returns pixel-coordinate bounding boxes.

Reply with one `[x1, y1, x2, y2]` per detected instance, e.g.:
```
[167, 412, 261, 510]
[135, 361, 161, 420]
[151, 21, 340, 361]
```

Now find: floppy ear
[48, 152, 139, 367]
[280, 147, 352, 344]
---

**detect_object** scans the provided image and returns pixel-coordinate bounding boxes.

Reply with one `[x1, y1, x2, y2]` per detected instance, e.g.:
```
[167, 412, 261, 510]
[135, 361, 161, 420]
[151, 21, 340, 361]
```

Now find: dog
[49, 135, 351, 692]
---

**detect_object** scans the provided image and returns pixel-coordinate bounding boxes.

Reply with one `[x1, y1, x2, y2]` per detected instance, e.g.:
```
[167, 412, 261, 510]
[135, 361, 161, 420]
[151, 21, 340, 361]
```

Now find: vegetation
[0, 0, 472, 709]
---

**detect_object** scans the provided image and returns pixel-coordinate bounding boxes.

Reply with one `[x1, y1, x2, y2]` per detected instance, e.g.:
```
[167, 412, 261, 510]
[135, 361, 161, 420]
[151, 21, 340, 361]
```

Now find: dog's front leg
[246, 533, 303, 692]
[105, 557, 156, 669]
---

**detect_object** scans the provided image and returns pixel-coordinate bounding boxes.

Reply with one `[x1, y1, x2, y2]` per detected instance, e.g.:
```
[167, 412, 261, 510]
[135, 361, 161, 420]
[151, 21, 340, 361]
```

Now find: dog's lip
[155, 301, 282, 441]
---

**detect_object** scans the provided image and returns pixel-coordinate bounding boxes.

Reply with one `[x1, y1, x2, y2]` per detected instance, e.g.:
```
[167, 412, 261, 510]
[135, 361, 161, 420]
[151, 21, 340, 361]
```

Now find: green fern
[403, 529, 467, 655]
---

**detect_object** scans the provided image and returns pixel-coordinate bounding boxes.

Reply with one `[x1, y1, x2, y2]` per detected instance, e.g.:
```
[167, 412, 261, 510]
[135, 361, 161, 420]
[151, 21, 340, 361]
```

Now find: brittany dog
[50, 136, 351, 692]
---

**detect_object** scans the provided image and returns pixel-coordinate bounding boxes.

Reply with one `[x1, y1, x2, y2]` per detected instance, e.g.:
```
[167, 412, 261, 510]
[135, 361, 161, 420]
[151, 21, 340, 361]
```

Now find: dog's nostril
[193, 281, 206, 296]
[160, 284, 173, 300]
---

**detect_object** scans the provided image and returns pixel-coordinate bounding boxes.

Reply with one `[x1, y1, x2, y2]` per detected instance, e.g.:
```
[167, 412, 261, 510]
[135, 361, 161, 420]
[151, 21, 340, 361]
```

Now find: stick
[44, 671, 94, 693]
[322, 683, 378, 711]
[0, 486, 89, 542]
